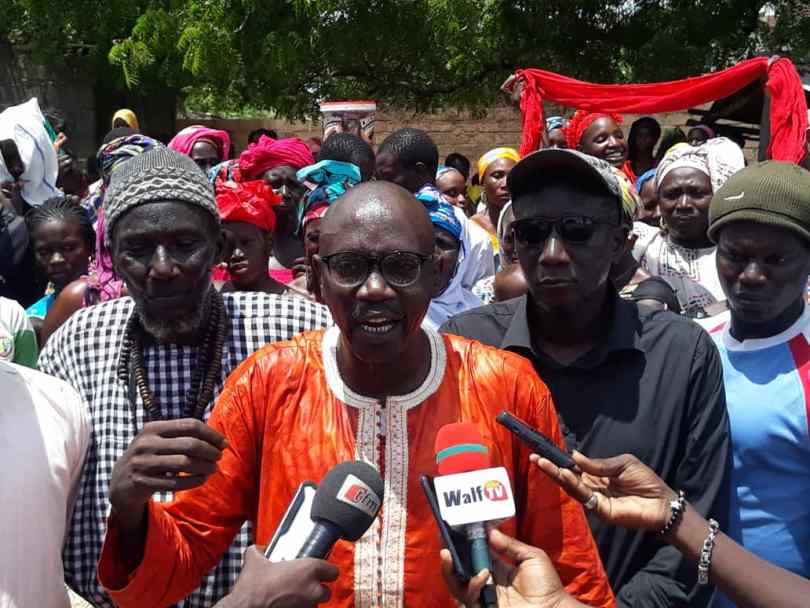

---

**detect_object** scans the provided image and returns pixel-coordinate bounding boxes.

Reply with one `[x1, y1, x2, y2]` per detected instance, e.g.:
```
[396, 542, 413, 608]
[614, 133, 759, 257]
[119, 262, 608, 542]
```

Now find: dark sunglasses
[511, 215, 617, 247]
[319, 250, 432, 288]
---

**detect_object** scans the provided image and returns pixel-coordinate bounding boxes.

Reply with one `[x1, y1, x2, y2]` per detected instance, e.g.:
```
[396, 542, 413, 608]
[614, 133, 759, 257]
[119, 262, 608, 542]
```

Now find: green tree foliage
[0, 0, 806, 117]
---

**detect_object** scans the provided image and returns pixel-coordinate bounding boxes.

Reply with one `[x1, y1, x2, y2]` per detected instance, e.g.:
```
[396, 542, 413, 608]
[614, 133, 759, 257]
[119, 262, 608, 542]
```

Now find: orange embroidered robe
[98, 327, 615, 608]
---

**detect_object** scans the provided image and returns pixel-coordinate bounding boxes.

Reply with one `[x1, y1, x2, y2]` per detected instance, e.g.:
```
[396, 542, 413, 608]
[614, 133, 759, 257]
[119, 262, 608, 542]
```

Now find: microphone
[296, 460, 384, 559]
[434, 423, 516, 608]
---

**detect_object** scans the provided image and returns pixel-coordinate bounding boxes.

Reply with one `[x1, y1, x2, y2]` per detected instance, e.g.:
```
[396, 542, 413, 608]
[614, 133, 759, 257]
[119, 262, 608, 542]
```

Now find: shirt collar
[500, 292, 643, 360]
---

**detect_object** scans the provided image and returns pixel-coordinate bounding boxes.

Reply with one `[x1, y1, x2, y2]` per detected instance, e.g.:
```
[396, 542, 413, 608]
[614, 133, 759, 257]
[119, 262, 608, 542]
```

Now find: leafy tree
[0, 1, 806, 118]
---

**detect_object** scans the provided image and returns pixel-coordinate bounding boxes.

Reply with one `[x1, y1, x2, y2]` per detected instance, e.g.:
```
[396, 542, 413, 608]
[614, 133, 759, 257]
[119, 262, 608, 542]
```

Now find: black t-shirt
[442, 294, 731, 608]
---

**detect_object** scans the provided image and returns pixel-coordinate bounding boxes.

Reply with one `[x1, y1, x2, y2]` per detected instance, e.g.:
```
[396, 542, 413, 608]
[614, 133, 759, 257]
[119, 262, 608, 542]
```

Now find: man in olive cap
[704, 161, 810, 606]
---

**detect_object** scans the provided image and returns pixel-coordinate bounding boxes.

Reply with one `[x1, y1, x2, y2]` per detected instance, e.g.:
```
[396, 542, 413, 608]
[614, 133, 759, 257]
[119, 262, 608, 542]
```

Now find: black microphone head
[311, 460, 384, 542]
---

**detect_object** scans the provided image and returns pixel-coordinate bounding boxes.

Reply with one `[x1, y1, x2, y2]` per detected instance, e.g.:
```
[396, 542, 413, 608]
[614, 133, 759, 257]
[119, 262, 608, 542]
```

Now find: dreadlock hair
[26, 196, 96, 249]
[318, 132, 376, 181]
[378, 128, 439, 176]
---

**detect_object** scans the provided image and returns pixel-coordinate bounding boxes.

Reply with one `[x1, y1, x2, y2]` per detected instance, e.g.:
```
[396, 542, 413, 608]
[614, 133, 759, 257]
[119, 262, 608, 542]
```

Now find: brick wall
[178, 104, 719, 166]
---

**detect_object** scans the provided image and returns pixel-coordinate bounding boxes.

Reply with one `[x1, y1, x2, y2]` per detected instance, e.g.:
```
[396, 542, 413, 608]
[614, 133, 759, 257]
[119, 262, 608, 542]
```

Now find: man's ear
[312, 254, 325, 295]
[264, 231, 274, 257]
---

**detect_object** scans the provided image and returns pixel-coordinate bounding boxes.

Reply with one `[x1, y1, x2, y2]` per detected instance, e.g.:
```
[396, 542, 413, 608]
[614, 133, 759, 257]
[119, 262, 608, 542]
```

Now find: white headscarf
[655, 137, 745, 193]
[0, 98, 60, 206]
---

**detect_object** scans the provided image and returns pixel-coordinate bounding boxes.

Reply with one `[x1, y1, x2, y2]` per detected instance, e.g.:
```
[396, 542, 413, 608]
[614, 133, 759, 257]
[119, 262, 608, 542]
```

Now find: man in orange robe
[97, 181, 615, 608]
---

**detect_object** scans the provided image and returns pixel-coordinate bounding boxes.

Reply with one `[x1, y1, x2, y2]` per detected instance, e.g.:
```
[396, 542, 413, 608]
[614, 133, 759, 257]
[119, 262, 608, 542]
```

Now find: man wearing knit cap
[38, 147, 332, 607]
[703, 161, 810, 606]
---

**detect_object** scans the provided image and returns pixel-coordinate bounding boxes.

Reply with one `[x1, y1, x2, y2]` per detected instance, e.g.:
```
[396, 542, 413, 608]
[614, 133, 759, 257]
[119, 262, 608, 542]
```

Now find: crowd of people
[1, 83, 809, 608]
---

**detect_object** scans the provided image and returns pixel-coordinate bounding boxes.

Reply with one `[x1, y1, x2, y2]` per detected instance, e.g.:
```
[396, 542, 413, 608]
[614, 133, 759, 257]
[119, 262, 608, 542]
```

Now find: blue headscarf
[297, 159, 362, 225]
[635, 168, 657, 193]
[546, 116, 567, 132]
[428, 199, 462, 242]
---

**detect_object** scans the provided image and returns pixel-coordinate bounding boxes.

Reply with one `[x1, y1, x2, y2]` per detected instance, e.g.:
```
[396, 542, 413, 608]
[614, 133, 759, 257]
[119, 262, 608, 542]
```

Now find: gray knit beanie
[708, 161, 810, 244]
[104, 147, 220, 246]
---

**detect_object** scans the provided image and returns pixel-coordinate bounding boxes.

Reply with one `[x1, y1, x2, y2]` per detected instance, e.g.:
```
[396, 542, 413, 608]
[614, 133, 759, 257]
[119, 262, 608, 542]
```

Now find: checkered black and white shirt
[39, 292, 332, 608]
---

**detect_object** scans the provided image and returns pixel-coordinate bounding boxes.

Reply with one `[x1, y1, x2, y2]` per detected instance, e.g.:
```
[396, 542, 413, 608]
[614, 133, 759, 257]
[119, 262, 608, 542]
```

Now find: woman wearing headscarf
[564, 110, 636, 182]
[40, 133, 163, 344]
[112, 109, 140, 131]
[471, 147, 521, 252]
[635, 168, 659, 226]
[168, 125, 231, 174]
[544, 116, 568, 149]
[687, 124, 716, 146]
[436, 165, 474, 216]
[238, 135, 315, 275]
[627, 116, 661, 177]
[472, 202, 526, 305]
[632, 137, 745, 318]
[424, 198, 482, 329]
[294, 159, 363, 300]
[216, 178, 286, 295]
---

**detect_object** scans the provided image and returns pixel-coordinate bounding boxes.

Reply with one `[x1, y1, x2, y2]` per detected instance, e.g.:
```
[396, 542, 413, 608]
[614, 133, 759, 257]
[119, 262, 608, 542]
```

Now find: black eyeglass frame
[510, 214, 619, 247]
[318, 250, 434, 288]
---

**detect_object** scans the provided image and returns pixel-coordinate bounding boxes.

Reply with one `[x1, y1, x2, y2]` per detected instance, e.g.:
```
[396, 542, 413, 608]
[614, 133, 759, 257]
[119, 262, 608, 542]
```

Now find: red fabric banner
[515, 57, 808, 163]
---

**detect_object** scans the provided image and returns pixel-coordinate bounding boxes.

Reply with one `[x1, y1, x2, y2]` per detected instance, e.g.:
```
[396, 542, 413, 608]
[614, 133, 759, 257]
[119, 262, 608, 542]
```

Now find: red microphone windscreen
[435, 422, 491, 476]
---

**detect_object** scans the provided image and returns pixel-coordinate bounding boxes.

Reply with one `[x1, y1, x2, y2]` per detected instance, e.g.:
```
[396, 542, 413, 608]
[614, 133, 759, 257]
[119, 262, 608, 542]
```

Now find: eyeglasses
[511, 215, 617, 247]
[319, 250, 433, 288]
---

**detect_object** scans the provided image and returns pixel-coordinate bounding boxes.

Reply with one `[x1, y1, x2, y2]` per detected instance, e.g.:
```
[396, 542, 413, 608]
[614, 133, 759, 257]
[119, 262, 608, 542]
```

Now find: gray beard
[135, 292, 210, 344]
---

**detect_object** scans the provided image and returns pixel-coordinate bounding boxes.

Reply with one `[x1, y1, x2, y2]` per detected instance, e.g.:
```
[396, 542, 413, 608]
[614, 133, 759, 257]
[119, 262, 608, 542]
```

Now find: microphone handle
[296, 520, 343, 559]
[466, 521, 498, 608]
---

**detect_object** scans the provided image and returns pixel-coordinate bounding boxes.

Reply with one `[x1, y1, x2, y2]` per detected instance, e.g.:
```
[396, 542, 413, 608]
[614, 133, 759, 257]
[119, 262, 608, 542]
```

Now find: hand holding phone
[496, 411, 577, 470]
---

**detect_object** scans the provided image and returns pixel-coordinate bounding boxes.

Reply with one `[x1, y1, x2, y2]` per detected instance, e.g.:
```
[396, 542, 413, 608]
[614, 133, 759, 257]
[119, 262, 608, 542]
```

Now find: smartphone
[496, 411, 577, 470]
[420, 474, 472, 582]
[264, 481, 318, 562]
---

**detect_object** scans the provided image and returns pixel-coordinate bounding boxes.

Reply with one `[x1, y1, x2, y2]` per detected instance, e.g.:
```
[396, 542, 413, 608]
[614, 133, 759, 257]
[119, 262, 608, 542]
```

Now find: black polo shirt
[442, 294, 731, 608]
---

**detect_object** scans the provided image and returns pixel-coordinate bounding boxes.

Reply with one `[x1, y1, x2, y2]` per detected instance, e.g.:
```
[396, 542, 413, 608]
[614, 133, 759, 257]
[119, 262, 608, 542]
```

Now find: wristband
[658, 490, 686, 537]
[698, 518, 720, 585]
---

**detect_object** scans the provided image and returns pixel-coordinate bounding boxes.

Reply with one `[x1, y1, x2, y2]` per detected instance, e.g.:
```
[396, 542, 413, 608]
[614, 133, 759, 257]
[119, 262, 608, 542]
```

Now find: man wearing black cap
[442, 149, 731, 607]
[702, 161, 810, 607]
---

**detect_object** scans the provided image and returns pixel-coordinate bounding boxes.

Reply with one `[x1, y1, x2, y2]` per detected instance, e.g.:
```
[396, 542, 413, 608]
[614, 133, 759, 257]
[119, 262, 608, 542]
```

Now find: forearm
[670, 508, 810, 608]
[110, 503, 149, 572]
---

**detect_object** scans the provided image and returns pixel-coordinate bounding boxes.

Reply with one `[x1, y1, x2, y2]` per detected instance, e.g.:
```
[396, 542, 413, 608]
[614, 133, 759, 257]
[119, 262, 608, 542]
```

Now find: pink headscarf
[239, 136, 315, 180]
[168, 125, 231, 160]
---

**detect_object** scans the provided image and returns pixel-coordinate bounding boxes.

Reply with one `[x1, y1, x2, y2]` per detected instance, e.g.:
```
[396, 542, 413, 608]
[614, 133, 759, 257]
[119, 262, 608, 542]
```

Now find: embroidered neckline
[321, 324, 447, 410]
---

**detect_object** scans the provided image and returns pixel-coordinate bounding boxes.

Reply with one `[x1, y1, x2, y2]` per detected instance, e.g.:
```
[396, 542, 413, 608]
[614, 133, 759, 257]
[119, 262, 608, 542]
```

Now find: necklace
[117, 289, 229, 422]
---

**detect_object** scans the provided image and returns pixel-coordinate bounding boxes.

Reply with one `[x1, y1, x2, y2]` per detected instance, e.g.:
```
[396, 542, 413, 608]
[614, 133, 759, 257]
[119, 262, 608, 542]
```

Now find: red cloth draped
[516, 57, 808, 163]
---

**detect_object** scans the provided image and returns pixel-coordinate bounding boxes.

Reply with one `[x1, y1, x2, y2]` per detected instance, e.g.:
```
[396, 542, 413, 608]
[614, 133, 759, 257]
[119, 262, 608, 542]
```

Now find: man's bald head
[319, 181, 435, 255]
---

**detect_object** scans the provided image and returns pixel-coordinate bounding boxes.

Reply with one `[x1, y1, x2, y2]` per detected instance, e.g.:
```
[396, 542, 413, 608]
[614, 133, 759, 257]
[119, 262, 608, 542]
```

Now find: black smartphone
[420, 474, 472, 582]
[264, 481, 318, 562]
[496, 411, 577, 470]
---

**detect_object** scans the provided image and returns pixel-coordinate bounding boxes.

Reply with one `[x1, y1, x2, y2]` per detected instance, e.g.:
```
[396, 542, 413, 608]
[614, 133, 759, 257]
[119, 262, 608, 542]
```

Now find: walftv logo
[443, 479, 509, 506]
[337, 474, 382, 517]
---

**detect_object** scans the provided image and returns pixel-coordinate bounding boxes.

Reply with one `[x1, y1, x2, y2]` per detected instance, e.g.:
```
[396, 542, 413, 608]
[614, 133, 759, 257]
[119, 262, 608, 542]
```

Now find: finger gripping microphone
[435, 423, 516, 608]
[296, 460, 384, 559]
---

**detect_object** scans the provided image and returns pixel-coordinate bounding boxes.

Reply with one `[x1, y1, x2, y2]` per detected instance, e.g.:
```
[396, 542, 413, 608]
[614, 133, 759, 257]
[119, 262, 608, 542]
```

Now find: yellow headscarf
[112, 109, 140, 131]
[477, 147, 521, 179]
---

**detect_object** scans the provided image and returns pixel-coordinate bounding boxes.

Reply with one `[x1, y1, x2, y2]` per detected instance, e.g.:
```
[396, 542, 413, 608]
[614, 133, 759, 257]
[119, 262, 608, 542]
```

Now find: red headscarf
[563, 110, 624, 149]
[239, 136, 315, 180]
[216, 179, 281, 232]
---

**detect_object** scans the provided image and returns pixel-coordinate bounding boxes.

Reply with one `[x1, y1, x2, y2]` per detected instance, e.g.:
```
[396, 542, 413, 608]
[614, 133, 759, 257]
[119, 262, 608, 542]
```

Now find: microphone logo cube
[434, 466, 516, 527]
[337, 474, 382, 518]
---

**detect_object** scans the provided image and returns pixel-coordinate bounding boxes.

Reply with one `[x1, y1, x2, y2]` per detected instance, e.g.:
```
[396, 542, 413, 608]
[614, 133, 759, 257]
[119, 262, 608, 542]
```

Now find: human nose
[49, 251, 65, 265]
[739, 260, 767, 286]
[147, 245, 178, 279]
[538, 231, 571, 265]
[356, 266, 396, 301]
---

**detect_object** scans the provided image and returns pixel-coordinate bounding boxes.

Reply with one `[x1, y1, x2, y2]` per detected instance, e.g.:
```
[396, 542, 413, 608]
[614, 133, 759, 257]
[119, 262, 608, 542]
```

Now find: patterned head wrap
[564, 110, 624, 149]
[477, 147, 521, 179]
[297, 160, 362, 226]
[239, 136, 315, 180]
[545, 116, 567, 132]
[428, 199, 463, 242]
[104, 147, 220, 246]
[655, 137, 745, 194]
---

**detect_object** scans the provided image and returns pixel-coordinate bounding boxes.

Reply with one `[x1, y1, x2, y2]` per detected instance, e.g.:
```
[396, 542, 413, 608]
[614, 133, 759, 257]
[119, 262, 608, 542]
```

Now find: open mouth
[358, 318, 400, 335]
